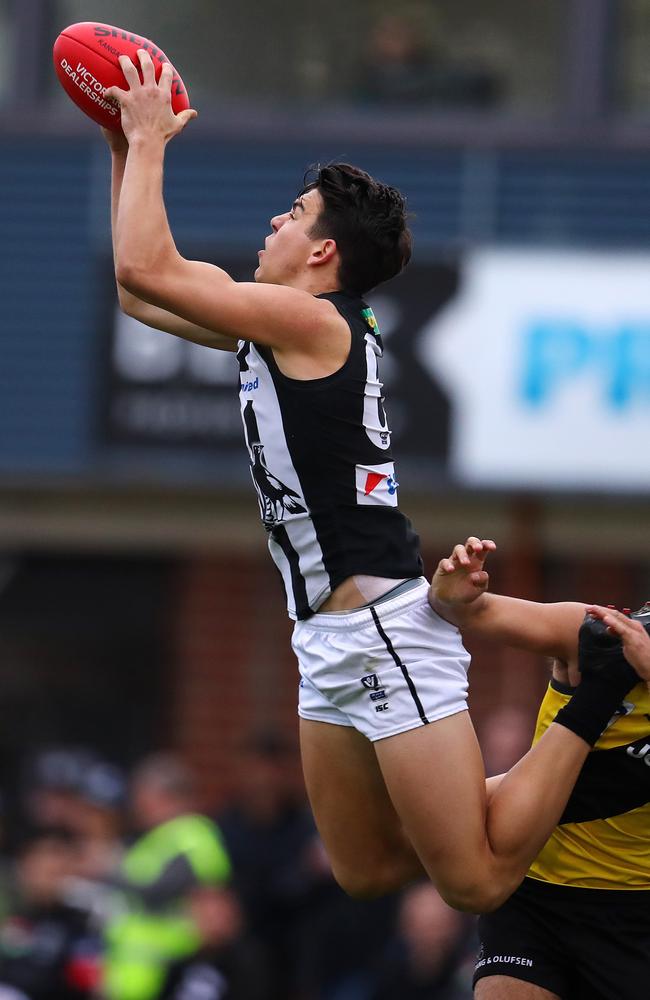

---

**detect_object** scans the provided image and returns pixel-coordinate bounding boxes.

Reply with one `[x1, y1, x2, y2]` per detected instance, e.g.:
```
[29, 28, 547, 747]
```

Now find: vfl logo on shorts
[361, 674, 390, 712]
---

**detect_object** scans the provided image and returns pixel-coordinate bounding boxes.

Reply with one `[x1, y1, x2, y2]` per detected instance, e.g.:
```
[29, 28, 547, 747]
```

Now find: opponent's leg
[475, 978, 561, 999]
[299, 718, 424, 897]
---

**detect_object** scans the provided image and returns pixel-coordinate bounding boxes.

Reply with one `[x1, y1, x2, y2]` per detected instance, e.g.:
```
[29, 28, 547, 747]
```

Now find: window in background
[0, 0, 13, 106]
[50, 0, 564, 114]
[616, 0, 650, 113]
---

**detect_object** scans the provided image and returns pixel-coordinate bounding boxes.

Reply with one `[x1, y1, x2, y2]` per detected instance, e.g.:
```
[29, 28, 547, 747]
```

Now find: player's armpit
[461, 596, 586, 663]
[118, 255, 349, 359]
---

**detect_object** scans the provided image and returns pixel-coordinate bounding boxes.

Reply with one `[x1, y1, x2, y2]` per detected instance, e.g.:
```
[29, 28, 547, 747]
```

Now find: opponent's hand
[430, 536, 496, 607]
[104, 50, 197, 145]
[586, 605, 650, 686]
[101, 126, 128, 155]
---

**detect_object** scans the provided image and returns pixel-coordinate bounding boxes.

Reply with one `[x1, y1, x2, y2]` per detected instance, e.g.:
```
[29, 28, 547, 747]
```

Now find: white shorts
[293, 578, 470, 742]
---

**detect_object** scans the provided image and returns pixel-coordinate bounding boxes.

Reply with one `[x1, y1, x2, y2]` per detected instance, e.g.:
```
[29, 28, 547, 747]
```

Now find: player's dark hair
[300, 163, 412, 295]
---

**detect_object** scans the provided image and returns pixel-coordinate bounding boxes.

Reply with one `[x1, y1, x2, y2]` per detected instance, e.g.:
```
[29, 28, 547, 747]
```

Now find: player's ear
[309, 238, 337, 267]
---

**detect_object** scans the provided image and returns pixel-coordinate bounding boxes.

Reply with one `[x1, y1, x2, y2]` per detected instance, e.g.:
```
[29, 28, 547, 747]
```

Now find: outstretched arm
[104, 128, 236, 351]
[105, 52, 347, 363]
[430, 536, 585, 664]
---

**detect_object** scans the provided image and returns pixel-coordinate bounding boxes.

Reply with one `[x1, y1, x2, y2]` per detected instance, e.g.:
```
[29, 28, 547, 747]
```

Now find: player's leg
[475, 980, 560, 999]
[299, 718, 425, 896]
[375, 712, 589, 911]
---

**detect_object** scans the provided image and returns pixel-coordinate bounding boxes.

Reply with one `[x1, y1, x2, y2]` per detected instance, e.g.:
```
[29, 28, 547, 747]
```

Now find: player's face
[255, 187, 326, 285]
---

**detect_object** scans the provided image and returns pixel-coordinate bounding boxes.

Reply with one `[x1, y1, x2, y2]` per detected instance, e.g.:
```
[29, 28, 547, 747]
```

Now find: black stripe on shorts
[370, 606, 429, 725]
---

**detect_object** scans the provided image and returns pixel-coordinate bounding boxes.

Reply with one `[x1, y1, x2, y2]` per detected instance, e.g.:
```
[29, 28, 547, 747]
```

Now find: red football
[53, 21, 190, 131]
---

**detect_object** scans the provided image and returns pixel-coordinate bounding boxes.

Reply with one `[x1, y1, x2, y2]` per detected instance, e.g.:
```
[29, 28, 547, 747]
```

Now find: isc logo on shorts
[355, 463, 399, 507]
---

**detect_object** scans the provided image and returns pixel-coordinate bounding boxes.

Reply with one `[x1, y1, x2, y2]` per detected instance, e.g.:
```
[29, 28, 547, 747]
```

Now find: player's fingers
[118, 54, 140, 88]
[464, 536, 483, 554]
[438, 558, 455, 574]
[158, 61, 174, 94]
[469, 570, 489, 588]
[104, 85, 129, 104]
[176, 108, 198, 129]
[481, 539, 497, 552]
[137, 49, 156, 85]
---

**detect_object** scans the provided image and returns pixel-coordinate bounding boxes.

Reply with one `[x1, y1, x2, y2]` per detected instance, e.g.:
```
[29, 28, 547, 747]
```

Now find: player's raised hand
[586, 605, 650, 685]
[430, 536, 496, 607]
[105, 51, 197, 145]
[101, 126, 128, 155]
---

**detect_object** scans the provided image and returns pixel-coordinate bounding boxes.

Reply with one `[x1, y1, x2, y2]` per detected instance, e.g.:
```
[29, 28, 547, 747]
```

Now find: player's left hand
[105, 50, 197, 145]
[430, 536, 496, 607]
[586, 605, 650, 686]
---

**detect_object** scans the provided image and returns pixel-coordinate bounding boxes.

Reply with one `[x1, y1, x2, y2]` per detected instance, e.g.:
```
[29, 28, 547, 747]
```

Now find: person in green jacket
[103, 754, 231, 1000]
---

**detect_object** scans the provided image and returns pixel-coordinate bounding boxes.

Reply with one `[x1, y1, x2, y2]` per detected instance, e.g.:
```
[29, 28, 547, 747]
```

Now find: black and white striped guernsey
[237, 291, 422, 620]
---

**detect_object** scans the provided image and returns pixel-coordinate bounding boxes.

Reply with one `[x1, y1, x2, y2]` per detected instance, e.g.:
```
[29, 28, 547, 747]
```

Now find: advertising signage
[101, 250, 650, 492]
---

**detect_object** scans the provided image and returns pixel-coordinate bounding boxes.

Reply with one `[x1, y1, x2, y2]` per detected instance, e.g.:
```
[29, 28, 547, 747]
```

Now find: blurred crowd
[0, 727, 495, 1000]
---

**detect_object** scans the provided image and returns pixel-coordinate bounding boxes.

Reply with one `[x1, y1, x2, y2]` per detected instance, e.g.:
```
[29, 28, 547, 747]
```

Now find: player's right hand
[101, 125, 128, 154]
[430, 536, 496, 607]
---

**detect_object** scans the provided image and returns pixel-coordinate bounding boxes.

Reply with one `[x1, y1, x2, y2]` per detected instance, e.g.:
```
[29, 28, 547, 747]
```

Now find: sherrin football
[53, 21, 190, 131]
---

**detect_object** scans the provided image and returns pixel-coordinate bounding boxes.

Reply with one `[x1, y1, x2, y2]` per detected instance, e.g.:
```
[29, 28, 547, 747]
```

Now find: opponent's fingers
[452, 544, 471, 567]
[137, 48, 156, 85]
[464, 536, 496, 557]
[118, 54, 140, 88]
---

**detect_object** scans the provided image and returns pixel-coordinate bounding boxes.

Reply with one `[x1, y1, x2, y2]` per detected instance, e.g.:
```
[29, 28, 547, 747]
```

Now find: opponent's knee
[436, 878, 511, 914]
[331, 860, 410, 900]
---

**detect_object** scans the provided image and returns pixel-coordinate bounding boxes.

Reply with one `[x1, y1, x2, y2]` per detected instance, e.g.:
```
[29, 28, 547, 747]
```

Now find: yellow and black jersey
[528, 678, 650, 889]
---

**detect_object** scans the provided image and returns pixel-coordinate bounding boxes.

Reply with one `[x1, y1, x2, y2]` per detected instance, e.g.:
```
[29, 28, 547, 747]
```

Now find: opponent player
[101, 51, 639, 913]
[431, 538, 650, 998]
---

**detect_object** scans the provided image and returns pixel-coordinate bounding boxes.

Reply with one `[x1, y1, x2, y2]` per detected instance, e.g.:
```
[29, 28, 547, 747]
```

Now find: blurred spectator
[102, 754, 231, 1000]
[478, 704, 535, 778]
[215, 730, 334, 1000]
[158, 886, 266, 1000]
[66, 759, 126, 882]
[368, 881, 476, 1000]
[0, 828, 101, 1000]
[356, 12, 501, 109]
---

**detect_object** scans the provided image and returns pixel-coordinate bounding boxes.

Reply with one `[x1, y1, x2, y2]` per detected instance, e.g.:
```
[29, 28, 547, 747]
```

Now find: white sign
[419, 249, 650, 491]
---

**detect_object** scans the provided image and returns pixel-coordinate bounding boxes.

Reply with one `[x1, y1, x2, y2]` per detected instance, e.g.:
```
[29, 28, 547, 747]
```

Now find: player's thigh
[475, 978, 561, 1000]
[374, 710, 491, 899]
[300, 718, 420, 885]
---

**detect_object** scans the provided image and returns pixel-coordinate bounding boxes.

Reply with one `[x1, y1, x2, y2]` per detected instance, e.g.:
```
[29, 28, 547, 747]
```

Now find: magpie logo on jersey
[242, 400, 306, 527]
[355, 463, 399, 506]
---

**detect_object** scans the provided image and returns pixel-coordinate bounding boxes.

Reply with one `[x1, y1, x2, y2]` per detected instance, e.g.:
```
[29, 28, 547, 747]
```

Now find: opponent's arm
[106, 53, 346, 363]
[105, 129, 236, 352]
[430, 537, 585, 663]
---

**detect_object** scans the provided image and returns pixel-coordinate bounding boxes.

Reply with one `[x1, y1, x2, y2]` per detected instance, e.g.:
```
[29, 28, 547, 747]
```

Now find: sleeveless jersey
[236, 291, 422, 620]
[527, 677, 650, 889]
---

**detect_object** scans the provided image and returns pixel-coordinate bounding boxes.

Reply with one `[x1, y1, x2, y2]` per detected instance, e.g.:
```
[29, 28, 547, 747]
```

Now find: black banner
[100, 256, 458, 467]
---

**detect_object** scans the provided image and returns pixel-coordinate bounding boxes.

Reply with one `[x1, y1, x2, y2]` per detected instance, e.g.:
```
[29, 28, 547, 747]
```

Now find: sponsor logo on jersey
[240, 376, 259, 392]
[355, 463, 399, 507]
[361, 307, 381, 337]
